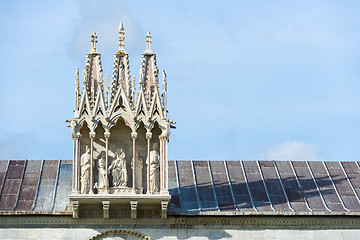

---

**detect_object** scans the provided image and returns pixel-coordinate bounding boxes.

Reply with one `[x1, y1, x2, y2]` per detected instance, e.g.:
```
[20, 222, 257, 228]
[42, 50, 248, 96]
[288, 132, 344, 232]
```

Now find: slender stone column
[76, 134, 81, 193]
[146, 131, 152, 194]
[72, 135, 79, 193]
[164, 136, 169, 191]
[159, 135, 165, 192]
[89, 131, 96, 194]
[104, 131, 110, 194]
[131, 131, 138, 192]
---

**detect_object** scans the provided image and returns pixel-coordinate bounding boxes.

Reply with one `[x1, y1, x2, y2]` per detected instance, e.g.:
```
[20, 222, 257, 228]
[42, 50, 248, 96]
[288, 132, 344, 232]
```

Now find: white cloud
[259, 141, 322, 161]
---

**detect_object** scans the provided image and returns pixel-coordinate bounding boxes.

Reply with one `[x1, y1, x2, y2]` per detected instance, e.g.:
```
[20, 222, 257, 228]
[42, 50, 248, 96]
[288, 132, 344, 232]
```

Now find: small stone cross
[146, 32, 152, 50]
[90, 31, 97, 50]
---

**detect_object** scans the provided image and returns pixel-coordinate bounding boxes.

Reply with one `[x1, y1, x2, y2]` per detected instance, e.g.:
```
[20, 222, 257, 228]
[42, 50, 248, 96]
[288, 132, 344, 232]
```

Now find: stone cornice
[0, 215, 360, 229]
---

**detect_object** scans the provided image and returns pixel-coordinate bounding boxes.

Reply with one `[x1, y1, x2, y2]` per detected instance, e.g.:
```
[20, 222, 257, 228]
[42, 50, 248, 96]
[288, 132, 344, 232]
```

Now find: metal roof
[1, 160, 360, 216]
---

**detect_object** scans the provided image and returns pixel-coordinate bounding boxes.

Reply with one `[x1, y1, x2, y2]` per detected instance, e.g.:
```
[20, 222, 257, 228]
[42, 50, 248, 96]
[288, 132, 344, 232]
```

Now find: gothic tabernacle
[67, 23, 173, 219]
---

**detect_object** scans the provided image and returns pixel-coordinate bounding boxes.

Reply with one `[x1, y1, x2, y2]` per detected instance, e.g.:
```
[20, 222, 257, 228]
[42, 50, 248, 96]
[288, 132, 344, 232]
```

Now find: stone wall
[0, 215, 359, 240]
[1, 226, 359, 240]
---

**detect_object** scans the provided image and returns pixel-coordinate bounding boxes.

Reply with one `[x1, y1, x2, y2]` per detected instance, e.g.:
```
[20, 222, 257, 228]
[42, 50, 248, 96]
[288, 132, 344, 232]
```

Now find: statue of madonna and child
[109, 149, 128, 187]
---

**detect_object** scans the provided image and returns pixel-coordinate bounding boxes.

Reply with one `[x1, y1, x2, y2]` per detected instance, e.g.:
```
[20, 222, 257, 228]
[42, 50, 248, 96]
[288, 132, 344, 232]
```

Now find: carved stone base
[102, 201, 110, 219]
[96, 187, 108, 194]
[94, 187, 143, 195]
[161, 200, 168, 219]
[130, 200, 138, 219]
[69, 192, 171, 219]
[112, 187, 135, 194]
[71, 201, 79, 219]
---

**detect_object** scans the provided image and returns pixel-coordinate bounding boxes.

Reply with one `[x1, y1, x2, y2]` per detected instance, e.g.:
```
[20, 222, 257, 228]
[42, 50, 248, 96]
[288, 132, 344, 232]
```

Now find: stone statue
[109, 149, 128, 187]
[96, 151, 107, 189]
[149, 143, 160, 193]
[80, 145, 91, 194]
[131, 151, 143, 189]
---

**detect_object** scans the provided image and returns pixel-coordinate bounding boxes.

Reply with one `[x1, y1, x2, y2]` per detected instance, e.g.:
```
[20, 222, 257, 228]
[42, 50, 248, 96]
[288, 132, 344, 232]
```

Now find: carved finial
[75, 68, 80, 91]
[75, 68, 80, 111]
[154, 65, 159, 87]
[132, 76, 136, 106]
[90, 31, 97, 51]
[91, 74, 95, 105]
[144, 32, 154, 55]
[106, 74, 110, 107]
[83, 65, 89, 84]
[118, 22, 125, 51]
[99, 68, 103, 84]
[146, 32, 151, 50]
[162, 70, 167, 93]
[162, 70, 167, 113]
[139, 68, 145, 86]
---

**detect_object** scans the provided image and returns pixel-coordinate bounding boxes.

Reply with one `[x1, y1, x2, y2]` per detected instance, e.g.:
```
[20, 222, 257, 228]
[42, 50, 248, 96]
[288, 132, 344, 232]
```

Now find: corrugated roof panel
[16, 160, 42, 211]
[259, 161, 291, 211]
[226, 161, 254, 211]
[53, 160, 72, 211]
[168, 161, 181, 211]
[342, 162, 360, 198]
[292, 161, 329, 211]
[33, 160, 59, 211]
[0, 160, 9, 195]
[326, 162, 360, 211]
[308, 161, 347, 212]
[275, 161, 309, 212]
[177, 161, 199, 211]
[0, 160, 26, 211]
[193, 161, 217, 211]
[209, 161, 235, 211]
[242, 161, 273, 211]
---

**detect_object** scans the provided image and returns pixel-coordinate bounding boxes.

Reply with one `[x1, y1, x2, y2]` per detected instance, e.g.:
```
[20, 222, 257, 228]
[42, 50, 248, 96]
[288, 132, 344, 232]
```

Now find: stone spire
[143, 32, 154, 55]
[84, 31, 103, 108]
[118, 22, 125, 52]
[90, 31, 98, 53]
[75, 68, 80, 111]
[111, 22, 132, 105]
[162, 70, 167, 116]
[139, 31, 158, 105]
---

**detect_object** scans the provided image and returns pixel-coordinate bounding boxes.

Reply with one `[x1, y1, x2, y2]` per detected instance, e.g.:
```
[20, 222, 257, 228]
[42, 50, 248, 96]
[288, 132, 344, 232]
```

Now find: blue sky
[0, 0, 359, 161]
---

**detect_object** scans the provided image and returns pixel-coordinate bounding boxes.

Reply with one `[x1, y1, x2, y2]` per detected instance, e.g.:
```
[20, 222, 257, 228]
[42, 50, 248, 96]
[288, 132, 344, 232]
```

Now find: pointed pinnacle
[90, 31, 98, 51]
[119, 22, 124, 31]
[144, 31, 154, 55]
[146, 32, 152, 49]
[118, 23, 125, 51]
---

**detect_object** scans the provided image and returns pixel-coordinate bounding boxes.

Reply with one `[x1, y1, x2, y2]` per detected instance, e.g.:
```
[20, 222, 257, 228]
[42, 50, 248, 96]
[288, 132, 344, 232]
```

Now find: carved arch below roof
[147, 118, 167, 131]
[88, 229, 152, 240]
[108, 113, 134, 131]
[76, 117, 90, 133]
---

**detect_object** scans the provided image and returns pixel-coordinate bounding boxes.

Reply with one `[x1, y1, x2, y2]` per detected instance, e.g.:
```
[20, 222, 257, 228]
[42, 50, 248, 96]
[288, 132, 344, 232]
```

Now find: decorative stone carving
[95, 151, 107, 191]
[149, 143, 160, 193]
[161, 200, 168, 219]
[132, 151, 143, 190]
[102, 200, 110, 219]
[80, 145, 91, 194]
[109, 149, 128, 187]
[130, 200, 138, 219]
[72, 201, 79, 218]
[69, 24, 172, 219]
